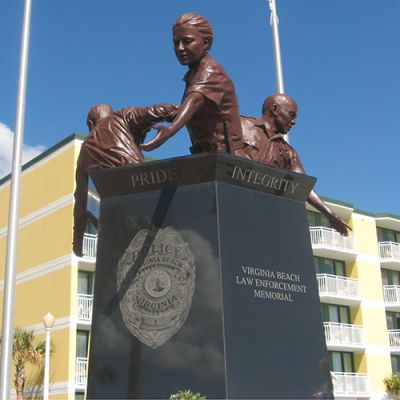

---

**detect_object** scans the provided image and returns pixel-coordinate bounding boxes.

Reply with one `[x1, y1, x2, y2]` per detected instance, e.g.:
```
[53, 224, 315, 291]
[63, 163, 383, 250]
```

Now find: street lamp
[43, 312, 55, 400]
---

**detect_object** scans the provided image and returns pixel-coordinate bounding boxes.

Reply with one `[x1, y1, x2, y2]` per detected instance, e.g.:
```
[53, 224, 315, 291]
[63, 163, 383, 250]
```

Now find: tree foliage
[384, 374, 400, 396]
[2, 328, 46, 400]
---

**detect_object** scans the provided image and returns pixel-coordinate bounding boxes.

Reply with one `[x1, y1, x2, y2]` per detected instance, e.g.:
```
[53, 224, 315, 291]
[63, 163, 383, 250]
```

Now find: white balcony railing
[76, 357, 88, 387]
[332, 372, 369, 396]
[324, 322, 364, 348]
[77, 293, 93, 322]
[317, 274, 360, 299]
[309, 226, 356, 254]
[82, 233, 98, 259]
[379, 242, 400, 263]
[389, 330, 400, 350]
[384, 285, 400, 306]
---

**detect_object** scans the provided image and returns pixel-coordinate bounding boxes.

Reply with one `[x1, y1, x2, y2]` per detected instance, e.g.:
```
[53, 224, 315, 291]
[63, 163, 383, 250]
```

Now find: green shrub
[384, 374, 400, 395]
[169, 389, 206, 400]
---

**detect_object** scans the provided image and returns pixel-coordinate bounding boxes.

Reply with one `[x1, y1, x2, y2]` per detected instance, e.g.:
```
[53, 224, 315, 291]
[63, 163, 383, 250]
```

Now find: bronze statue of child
[142, 12, 247, 156]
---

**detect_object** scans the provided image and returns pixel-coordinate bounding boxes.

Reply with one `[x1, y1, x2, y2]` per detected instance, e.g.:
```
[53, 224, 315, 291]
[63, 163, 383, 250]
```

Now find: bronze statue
[73, 103, 178, 256]
[239, 93, 351, 236]
[142, 12, 247, 156]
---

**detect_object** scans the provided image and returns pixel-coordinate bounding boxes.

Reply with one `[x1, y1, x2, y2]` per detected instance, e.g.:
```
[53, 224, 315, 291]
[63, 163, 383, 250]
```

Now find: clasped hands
[141, 125, 175, 151]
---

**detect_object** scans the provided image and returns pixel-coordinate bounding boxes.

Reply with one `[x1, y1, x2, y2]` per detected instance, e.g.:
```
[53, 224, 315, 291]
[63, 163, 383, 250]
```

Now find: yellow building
[0, 134, 92, 400]
[1, 134, 400, 399]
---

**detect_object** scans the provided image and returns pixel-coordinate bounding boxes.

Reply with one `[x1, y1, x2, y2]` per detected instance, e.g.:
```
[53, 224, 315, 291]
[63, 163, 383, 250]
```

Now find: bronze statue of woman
[142, 13, 247, 156]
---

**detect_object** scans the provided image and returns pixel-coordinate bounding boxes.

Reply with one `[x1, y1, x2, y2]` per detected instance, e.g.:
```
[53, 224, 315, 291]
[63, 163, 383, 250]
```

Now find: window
[321, 304, 350, 324]
[85, 218, 97, 235]
[307, 211, 331, 228]
[392, 355, 400, 373]
[76, 331, 89, 358]
[75, 393, 85, 400]
[386, 312, 400, 330]
[78, 271, 94, 295]
[382, 269, 400, 286]
[314, 257, 346, 277]
[87, 181, 100, 218]
[328, 351, 354, 372]
[85, 182, 99, 235]
[377, 227, 400, 243]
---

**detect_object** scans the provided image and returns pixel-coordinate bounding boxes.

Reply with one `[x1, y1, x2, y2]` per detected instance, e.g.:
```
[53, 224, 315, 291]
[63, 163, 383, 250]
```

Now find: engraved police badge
[117, 227, 195, 349]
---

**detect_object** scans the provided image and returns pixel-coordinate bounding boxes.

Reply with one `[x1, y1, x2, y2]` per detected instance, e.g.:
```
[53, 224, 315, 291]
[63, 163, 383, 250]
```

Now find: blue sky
[1, 0, 399, 215]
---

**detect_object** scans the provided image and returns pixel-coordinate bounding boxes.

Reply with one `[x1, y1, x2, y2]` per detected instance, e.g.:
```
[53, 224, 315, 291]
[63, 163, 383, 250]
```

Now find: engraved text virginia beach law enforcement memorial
[235, 265, 308, 302]
[117, 227, 195, 349]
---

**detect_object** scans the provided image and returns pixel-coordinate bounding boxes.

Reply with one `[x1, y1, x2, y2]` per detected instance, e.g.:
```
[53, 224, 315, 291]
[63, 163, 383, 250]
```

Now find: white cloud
[0, 123, 46, 179]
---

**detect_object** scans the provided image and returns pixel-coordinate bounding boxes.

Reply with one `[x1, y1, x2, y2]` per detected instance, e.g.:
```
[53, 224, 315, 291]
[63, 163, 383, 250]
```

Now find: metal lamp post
[43, 312, 55, 400]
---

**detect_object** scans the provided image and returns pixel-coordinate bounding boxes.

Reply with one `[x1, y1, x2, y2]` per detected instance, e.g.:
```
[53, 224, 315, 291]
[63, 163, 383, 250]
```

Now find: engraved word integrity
[231, 166, 300, 194]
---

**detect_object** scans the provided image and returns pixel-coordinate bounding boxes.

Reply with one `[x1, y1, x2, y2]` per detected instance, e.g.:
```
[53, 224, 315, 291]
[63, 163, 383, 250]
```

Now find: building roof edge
[0, 133, 85, 186]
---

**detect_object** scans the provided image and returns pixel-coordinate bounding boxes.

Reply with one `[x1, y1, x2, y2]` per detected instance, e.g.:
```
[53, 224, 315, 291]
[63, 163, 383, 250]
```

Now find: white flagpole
[0, 0, 33, 398]
[268, 0, 285, 94]
[268, 0, 289, 142]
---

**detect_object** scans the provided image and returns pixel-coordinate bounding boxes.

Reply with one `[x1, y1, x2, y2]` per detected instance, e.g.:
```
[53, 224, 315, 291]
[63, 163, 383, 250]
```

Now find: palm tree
[12, 328, 46, 400]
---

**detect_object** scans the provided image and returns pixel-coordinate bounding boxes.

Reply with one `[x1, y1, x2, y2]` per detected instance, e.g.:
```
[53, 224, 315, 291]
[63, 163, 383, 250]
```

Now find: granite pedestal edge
[86, 153, 333, 399]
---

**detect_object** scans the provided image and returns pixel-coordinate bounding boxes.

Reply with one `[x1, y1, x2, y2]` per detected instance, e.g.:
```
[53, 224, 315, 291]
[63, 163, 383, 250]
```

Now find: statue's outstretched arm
[141, 92, 205, 151]
[292, 163, 351, 236]
[307, 190, 352, 236]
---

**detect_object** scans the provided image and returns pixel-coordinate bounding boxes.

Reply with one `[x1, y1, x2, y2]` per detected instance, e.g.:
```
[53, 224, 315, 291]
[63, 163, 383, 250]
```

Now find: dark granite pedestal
[86, 153, 333, 399]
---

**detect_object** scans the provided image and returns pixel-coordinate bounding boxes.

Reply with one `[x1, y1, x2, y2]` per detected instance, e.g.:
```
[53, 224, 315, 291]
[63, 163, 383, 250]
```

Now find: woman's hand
[141, 125, 174, 151]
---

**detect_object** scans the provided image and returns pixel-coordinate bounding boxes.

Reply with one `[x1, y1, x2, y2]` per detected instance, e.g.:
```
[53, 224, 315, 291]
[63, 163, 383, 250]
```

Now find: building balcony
[324, 322, 365, 351]
[77, 293, 93, 325]
[317, 274, 361, 306]
[309, 227, 357, 261]
[388, 330, 400, 353]
[75, 357, 88, 389]
[79, 233, 98, 261]
[379, 242, 400, 269]
[384, 285, 400, 311]
[331, 372, 369, 398]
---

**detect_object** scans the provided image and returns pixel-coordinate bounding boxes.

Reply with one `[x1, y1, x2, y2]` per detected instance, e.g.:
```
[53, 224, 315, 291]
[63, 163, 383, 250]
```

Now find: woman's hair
[173, 12, 213, 50]
[86, 104, 112, 130]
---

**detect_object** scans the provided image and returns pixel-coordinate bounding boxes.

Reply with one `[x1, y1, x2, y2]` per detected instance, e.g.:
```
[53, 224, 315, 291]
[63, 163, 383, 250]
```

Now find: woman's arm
[141, 92, 205, 151]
